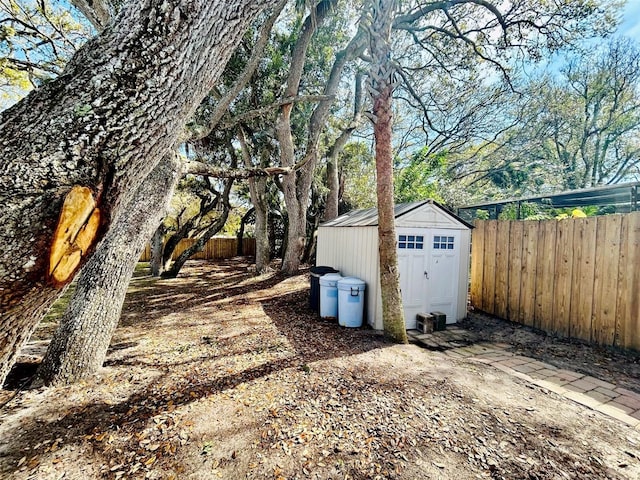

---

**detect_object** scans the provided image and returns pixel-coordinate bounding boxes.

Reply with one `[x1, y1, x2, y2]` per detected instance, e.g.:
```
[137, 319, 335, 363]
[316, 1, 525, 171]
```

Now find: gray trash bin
[309, 266, 339, 311]
[319, 273, 343, 319]
[337, 277, 366, 327]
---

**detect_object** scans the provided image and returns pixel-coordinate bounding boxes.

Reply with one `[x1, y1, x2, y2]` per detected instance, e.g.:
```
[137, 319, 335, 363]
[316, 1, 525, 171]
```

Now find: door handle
[424, 271, 429, 279]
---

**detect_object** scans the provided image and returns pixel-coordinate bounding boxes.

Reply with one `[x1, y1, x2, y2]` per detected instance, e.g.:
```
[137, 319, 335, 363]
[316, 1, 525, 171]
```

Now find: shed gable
[395, 202, 468, 229]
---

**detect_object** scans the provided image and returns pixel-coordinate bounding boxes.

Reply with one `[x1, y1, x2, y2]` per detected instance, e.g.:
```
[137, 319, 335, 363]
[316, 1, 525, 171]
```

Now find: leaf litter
[0, 258, 638, 480]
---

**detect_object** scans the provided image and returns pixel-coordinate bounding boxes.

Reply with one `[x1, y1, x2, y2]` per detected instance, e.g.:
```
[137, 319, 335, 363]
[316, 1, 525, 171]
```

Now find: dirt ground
[460, 313, 640, 395]
[1, 258, 639, 480]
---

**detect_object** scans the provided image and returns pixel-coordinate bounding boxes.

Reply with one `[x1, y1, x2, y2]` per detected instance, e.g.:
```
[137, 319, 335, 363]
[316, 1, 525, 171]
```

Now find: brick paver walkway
[408, 327, 640, 430]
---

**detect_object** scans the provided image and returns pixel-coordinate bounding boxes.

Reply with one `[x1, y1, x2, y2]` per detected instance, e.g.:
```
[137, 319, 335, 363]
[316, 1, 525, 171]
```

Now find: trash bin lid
[337, 277, 366, 291]
[310, 266, 339, 278]
[319, 273, 343, 286]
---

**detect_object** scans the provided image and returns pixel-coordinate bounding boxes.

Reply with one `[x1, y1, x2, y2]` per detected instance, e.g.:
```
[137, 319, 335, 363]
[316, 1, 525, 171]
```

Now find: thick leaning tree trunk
[0, 0, 278, 386]
[35, 156, 182, 386]
[368, 0, 407, 343]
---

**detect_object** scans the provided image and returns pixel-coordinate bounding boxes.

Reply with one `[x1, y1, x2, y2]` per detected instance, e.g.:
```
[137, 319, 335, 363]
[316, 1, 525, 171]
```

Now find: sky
[620, 1, 640, 40]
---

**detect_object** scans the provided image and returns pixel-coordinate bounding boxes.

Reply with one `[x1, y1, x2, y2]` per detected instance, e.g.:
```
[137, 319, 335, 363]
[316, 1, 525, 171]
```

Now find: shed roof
[320, 200, 473, 228]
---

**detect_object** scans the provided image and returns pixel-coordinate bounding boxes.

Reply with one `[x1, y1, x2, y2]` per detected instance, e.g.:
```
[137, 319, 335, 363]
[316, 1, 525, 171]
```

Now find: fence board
[591, 216, 622, 346]
[470, 221, 485, 311]
[482, 221, 498, 315]
[519, 221, 538, 327]
[494, 221, 510, 319]
[616, 212, 640, 350]
[535, 220, 557, 333]
[552, 220, 574, 337]
[139, 238, 255, 262]
[507, 221, 523, 322]
[569, 217, 597, 342]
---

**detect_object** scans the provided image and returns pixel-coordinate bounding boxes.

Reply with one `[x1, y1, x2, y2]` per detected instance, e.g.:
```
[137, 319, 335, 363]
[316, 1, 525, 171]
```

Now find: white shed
[316, 200, 472, 331]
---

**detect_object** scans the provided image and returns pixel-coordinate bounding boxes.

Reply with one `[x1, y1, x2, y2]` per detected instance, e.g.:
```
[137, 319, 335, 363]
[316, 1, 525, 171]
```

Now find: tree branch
[220, 95, 335, 128]
[184, 160, 291, 179]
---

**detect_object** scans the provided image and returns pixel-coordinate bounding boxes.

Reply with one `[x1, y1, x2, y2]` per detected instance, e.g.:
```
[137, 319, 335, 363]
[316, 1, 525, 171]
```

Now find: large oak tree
[0, 0, 279, 386]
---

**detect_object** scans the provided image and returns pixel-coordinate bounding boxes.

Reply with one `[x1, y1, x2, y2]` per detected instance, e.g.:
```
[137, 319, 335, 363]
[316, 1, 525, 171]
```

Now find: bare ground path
[1, 258, 639, 479]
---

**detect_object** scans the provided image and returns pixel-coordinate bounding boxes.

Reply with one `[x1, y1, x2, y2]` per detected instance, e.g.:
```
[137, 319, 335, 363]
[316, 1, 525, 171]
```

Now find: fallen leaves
[4, 260, 640, 480]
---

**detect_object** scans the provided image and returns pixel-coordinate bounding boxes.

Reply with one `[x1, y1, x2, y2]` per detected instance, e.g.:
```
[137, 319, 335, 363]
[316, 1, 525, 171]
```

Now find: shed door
[425, 230, 459, 323]
[397, 229, 460, 329]
[397, 229, 428, 329]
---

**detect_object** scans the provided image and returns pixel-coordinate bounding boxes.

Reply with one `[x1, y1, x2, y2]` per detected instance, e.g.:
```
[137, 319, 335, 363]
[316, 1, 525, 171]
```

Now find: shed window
[433, 235, 455, 250]
[398, 234, 424, 250]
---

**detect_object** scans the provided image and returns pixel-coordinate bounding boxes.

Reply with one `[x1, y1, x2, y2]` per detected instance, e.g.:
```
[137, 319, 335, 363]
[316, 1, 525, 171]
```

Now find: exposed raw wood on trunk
[48, 186, 101, 286]
[0, 0, 279, 385]
[368, 0, 406, 343]
[35, 156, 182, 386]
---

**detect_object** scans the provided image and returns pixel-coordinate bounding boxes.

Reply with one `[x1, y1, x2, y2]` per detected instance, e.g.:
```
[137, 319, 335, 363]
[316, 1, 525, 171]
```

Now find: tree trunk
[369, 0, 407, 343]
[278, 15, 366, 273]
[323, 74, 363, 222]
[238, 129, 272, 273]
[324, 153, 340, 222]
[236, 208, 254, 256]
[162, 179, 234, 278]
[150, 224, 165, 277]
[277, 1, 335, 274]
[35, 155, 182, 386]
[0, 0, 279, 386]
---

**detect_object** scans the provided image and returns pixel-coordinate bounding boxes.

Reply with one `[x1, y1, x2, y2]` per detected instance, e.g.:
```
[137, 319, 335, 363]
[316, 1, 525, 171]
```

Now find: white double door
[396, 228, 459, 329]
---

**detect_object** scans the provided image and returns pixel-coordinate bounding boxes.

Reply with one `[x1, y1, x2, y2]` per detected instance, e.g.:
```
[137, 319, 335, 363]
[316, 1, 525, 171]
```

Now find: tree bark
[323, 73, 364, 221]
[238, 129, 272, 273]
[0, 0, 279, 386]
[368, 0, 407, 343]
[35, 155, 182, 386]
[69, 0, 116, 30]
[236, 208, 254, 256]
[150, 224, 166, 277]
[277, 1, 335, 274]
[277, 3, 365, 273]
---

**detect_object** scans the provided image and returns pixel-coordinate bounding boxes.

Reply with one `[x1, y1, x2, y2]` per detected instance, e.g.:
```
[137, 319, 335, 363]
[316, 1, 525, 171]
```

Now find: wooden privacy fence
[470, 213, 640, 351]
[139, 237, 256, 262]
